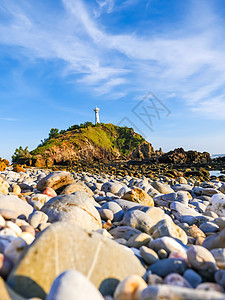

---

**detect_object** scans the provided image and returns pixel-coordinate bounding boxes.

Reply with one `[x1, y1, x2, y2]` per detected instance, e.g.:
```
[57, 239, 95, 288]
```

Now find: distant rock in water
[158, 148, 211, 164]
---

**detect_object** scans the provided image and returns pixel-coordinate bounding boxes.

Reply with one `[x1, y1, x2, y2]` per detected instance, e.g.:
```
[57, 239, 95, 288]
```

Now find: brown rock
[37, 171, 75, 192]
[122, 188, 154, 206]
[114, 275, 147, 300]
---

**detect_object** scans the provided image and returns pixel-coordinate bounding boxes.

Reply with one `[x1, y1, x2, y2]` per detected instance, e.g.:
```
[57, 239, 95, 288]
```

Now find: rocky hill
[15, 123, 156, 168]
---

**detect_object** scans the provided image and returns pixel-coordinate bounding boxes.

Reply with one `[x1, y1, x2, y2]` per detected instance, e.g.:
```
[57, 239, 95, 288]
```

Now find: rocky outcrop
[158, 148, 211, 164]
[28, 124, 155, 167]
[132, 141, 155, 159]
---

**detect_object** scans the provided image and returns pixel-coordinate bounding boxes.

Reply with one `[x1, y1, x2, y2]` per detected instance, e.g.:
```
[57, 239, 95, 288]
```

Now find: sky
[0, 0, 225, 161]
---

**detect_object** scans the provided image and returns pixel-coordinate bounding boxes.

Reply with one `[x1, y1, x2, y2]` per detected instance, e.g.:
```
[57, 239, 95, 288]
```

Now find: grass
[30, 123, 146, 158]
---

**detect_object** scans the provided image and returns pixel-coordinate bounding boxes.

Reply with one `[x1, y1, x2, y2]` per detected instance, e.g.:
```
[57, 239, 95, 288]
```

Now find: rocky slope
[28, 124, 156, 167]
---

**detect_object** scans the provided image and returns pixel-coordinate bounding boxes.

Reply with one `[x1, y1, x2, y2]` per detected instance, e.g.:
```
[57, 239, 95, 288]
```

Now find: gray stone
[158, 249, 168, 259]
[147, 258, 187, 277]
[7, 222, 145, 299]
[215, 270, 225, 288]
[109, 226, 141, 240]
[47, 270, 104, 300]
[61, 182, 94, 196]
[28, 194, 51, 210]
[172, 184, 193, 192]
[193, 187, 220, 197]
[140, 284, 225, 300]
[149, 219, 187, 244]
[101, 202, 124, 222]
[164, 273, 192, 288]
[101, 182, 125, 195]
[189, 215, 213, 227]
[113, 199, 145, 211]
[151, 182, 174, 194]
[214, 217, 225, 230]
[170, 201, 200, 221]
[199, 221, 219, 234]
[190, 201, 206, 213]
[98, 209, 113, 221]
[127, 233, 152, 249]
[187, 245, 217, 280]
[41, 192, 102, 231]
[121, 210, 154, 234]
[202, 228, 225, 250]
[148, 236, 187, 254]
[183, 269, 202, 288]
[211, 248, 225, 269]
[139, 207, 165, 225]
[154, 191, 190, 207]
[140, 246, 159, 265]
[28, 211, 48, 229]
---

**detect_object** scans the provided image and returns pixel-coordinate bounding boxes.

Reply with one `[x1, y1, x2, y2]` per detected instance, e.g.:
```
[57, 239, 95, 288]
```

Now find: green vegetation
[12, 146, 32, 164]
[13, 123, 147, 165]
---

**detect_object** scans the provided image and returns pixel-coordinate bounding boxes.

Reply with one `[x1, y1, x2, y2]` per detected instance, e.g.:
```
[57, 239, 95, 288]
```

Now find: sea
[210, 154, 225, 177]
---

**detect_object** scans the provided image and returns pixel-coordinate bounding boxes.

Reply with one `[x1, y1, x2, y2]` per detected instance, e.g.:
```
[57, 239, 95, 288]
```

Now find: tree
[49, 128, 59, 139]
[12, 146, 32, 164]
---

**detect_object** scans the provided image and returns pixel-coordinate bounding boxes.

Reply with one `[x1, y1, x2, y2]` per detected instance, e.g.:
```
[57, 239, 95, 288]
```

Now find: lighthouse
[94, 107, 100, 124]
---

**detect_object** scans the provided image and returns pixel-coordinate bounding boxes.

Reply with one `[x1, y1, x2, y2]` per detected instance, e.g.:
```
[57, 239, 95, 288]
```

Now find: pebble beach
[1, 167, 225, 299]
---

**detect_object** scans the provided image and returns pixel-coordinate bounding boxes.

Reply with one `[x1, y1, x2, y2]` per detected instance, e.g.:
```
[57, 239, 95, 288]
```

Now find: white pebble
[5, 221, 22, 236]
[19, 232, 35, 245]
[0, 215, 5, 227]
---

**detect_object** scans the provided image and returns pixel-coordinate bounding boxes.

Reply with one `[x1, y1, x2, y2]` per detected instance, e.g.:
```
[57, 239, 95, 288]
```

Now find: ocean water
[209, 170, 223, 177]
[211, 154, 225, 159]
[210, 154, 225, 177]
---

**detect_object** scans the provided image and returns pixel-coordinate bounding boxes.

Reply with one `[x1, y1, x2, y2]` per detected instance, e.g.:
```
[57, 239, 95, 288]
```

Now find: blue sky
[0, 0, 225, 161]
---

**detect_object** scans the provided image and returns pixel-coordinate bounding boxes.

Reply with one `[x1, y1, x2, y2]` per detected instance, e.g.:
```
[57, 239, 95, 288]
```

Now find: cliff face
[30, 123, 155, 167]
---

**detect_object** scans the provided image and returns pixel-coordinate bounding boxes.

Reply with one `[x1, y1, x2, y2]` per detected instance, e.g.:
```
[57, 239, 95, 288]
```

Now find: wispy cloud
[0, 117, 19, 121]
[0, 0, 225, 118]
[94, 0, 114, 17]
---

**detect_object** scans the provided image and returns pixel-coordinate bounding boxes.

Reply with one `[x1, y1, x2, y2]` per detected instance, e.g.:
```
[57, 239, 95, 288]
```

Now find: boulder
[0, 195, 33, 219]
[37, 172, 74, 192]
[7, 222, 145, 299]
[41, 192, 101, 231]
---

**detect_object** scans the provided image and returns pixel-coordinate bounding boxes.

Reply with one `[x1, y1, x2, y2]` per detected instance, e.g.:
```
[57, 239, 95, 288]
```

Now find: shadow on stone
[7, 275, 46, 299]
[99, 278, 119, 296]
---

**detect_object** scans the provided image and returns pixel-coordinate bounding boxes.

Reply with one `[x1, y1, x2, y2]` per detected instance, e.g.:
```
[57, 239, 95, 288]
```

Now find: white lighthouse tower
[94, 107, 100, 124]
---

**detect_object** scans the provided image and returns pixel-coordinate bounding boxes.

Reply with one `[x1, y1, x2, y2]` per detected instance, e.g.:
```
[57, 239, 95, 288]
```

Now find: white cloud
[0, 0, 225, 118]
[0, 117, 19, 121]
[94, 0, 114, 17]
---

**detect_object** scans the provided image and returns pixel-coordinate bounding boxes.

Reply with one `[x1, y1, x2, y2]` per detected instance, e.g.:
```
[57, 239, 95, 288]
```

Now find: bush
[12, 146, 32, 165]
[49, 128, 59, 139]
